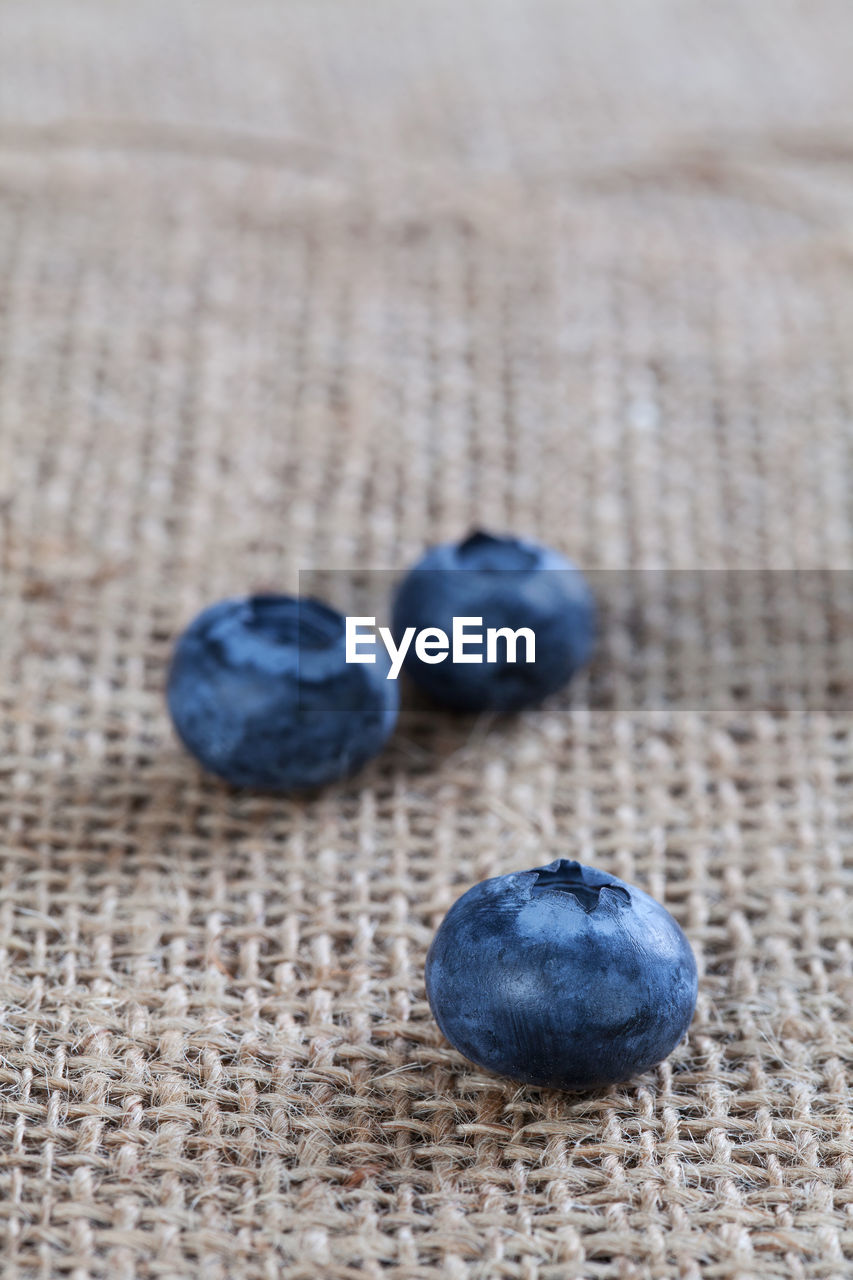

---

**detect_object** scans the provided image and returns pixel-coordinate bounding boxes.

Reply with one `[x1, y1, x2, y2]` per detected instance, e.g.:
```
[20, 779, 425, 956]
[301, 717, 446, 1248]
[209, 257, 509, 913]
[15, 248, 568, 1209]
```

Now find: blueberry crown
[456, 530, 539, 571]
[243, 595, 345, 649]
[530, 860, 631, 913]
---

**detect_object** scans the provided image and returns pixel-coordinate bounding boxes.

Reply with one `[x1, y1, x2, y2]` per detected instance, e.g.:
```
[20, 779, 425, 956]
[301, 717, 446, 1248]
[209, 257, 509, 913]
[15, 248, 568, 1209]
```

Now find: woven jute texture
[2, 3, 853, 1277]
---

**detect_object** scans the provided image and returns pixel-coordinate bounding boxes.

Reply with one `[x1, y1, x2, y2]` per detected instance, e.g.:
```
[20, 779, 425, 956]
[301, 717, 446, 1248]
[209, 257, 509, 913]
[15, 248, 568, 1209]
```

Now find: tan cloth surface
[2, 3, 853, 1276]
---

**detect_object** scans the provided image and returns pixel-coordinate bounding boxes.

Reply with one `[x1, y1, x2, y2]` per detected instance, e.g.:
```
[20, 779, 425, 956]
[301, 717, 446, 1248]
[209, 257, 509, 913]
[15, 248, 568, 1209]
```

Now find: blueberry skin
[425, 859, 697, 1091]
[166, 595, 398, 791]
[392, 531, 595, 711]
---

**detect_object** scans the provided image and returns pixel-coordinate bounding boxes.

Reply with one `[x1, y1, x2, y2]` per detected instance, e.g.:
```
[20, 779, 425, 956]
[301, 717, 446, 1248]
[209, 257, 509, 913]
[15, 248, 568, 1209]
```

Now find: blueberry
[392, 531, 595, 711]
[425, 859, 697, 1090]
[167, 595, 398, 791]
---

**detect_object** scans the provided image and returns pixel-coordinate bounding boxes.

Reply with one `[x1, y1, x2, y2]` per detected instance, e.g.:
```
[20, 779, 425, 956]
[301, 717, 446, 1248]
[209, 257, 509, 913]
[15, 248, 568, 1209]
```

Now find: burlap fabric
[2, 3, 853, 1277]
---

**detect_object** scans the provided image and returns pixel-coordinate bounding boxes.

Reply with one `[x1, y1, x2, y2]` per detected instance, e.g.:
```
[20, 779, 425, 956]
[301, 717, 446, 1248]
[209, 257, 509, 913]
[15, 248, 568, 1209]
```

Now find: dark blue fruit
[167, 595, 398, 791]
[425, 859, 697, 1091]
[392, 531, 595, 711]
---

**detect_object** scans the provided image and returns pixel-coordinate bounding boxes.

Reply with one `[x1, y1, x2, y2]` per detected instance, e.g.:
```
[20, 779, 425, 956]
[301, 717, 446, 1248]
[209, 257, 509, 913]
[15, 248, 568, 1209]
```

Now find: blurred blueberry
[167, 594, 398, 791]
[392, 531, 595, 711]
[426, 859, 697, 1091]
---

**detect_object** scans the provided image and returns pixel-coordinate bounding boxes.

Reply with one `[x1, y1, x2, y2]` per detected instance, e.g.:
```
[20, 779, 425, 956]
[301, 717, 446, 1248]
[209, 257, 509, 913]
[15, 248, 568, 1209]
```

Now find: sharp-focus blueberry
[167, 595, 398, 791]
[392, 531, 595, 711]
[425, 859, 697, 1091]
